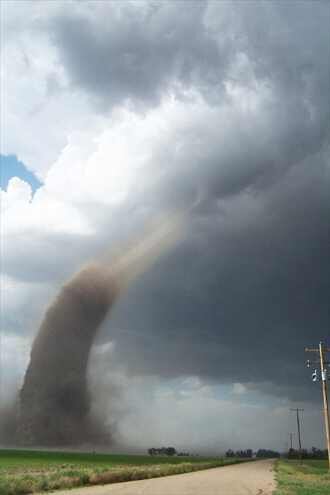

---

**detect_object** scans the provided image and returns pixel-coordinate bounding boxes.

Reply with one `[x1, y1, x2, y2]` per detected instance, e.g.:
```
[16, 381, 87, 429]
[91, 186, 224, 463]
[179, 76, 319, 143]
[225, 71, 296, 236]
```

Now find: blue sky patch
[0, 154, 42, 193]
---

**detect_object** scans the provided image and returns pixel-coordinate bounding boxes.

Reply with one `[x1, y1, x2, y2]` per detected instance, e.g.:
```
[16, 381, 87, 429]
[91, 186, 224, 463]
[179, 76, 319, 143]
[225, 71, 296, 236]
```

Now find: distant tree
[287, 447, 327, 460]
[226, 449, 235, 458]
[148, 446, 177, 456]
[287, 448, 296, 459]
[256, 449, 280, 458]
[227, 449, 253, 458]
[310, 447, 327, 459]
[165, 447, 177, 456]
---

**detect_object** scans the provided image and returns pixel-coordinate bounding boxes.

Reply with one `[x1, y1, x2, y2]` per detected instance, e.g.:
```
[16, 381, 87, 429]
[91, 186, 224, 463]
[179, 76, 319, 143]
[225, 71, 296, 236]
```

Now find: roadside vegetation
[0, 449, 249, 495]
[274, 459, 330, 495]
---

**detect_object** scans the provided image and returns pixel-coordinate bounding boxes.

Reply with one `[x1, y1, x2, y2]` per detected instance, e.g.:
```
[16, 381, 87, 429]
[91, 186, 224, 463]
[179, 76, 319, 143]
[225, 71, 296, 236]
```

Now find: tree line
[226, 449, 280, 458]
[287, 447, 328, 459]
[148, 447, 178, 456]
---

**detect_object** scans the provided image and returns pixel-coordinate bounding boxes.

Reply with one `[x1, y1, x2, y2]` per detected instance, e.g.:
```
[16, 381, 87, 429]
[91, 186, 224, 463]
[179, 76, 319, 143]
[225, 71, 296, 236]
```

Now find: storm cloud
[1, 0, 330, 450]
[106, 153, 329, 398]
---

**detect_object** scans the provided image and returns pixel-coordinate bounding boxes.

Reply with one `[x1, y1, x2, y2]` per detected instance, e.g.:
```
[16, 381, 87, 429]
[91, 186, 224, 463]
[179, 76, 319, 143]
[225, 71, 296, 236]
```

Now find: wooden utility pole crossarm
[305, 347, 330, 353]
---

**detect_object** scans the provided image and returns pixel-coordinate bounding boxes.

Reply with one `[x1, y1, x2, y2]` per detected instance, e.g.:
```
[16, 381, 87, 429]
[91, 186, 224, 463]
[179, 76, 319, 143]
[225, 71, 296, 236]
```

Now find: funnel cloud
[18, 263, 117, 445]
[4, 215, 182, 446]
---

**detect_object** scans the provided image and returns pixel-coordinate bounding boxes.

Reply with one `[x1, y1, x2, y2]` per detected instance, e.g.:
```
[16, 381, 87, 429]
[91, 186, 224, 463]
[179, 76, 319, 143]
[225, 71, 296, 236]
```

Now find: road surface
[53, 459, 275, 495]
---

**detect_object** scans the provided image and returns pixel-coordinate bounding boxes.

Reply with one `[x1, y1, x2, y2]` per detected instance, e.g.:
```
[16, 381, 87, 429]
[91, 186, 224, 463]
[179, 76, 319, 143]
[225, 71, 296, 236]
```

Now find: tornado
[17, 214, 183, 446]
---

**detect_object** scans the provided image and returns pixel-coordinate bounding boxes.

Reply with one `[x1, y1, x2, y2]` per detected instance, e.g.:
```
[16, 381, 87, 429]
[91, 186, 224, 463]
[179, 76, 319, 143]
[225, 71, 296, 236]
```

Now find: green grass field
[274, 459, 330, 495]
[0, 449, 219, 469]
[0, 449, 246, 495]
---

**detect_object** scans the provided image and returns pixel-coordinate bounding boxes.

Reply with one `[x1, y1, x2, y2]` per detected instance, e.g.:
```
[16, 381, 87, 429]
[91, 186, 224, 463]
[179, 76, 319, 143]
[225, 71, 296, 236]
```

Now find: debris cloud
[14, 213, 183, 446]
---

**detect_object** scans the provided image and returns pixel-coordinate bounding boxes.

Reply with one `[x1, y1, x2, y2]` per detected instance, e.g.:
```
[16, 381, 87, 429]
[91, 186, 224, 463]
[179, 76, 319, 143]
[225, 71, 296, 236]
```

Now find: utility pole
[290, 432, 293, 450]
[290, 408, 304, 460]
[305, 342, 330, 469]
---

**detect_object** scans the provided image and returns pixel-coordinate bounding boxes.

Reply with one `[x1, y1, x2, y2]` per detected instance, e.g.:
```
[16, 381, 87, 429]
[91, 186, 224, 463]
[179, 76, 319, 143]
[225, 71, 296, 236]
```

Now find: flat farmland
[0, 449, 246, 495]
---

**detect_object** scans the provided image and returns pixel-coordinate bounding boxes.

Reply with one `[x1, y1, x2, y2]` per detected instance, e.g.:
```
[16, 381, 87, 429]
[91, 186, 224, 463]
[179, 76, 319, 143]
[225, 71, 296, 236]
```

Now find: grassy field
[274, 459, 330, 495]
[0, 449, 246, 495]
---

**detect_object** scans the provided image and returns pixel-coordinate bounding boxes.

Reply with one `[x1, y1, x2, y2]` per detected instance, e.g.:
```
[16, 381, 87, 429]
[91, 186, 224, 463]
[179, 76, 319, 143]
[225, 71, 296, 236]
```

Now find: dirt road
[54, 459, 275, 495]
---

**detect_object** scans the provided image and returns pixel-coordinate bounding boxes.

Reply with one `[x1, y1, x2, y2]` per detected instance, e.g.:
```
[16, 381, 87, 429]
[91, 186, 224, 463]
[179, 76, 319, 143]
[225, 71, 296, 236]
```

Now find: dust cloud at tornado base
[18, 263, 118, 446]
[2, 215, 182, 447]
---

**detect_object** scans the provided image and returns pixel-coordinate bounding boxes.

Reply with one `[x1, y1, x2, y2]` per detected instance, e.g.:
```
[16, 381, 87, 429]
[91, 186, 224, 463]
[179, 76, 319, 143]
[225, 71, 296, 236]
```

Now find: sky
[0, 155, 42, 193]
[0, 0, 329, 453]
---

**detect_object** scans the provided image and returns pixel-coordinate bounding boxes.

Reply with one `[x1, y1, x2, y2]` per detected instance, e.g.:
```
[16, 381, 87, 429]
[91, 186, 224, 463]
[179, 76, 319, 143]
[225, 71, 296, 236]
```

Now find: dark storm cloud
[49, 1, 226, 109]
[102, 149, 330, 401]
[48, 1, 330, 117]
[47, 0, 330, 205]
